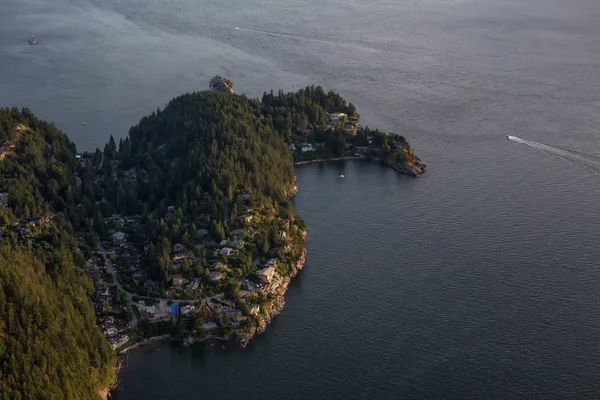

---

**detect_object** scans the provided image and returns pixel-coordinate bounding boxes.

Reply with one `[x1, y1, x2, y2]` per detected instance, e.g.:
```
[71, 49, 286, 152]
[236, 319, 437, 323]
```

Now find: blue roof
[170, 302, 179, 316]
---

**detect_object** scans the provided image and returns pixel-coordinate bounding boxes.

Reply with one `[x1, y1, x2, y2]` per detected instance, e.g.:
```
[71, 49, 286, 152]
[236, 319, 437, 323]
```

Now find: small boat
[28, 36, 38, 45]
[82, 122, 86, 126]
[340, 174, 344, 178]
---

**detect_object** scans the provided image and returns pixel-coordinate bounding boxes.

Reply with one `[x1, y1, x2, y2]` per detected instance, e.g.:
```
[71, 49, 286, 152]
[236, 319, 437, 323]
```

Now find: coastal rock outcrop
[209, 76, 234, 94]
[387, 157, 426, 177]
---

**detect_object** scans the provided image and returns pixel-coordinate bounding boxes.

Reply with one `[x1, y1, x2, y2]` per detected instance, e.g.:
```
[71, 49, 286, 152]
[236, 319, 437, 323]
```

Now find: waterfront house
[109, 334, 129, 350]
[300, 143, 314, 152]
[248, 304, 260, 315]
[219, 239, 228, 246]
[329, 112, 347, 127]
[265, 259, 277, 267]
[258, 266, 276, 282]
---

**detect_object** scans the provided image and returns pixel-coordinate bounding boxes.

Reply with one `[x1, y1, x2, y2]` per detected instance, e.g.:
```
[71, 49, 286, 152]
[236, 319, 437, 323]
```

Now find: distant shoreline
[294, 155, 426, 177]
[293, 156, 366, 165]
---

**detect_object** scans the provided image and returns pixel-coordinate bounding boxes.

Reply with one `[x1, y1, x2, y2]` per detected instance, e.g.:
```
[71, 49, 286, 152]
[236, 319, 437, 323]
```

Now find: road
[98, 240, 227, 328]
[97, 240, 138, 328]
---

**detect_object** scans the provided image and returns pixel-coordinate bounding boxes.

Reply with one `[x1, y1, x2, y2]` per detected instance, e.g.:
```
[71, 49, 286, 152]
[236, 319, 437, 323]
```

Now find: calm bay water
[2, 0, 600, 398]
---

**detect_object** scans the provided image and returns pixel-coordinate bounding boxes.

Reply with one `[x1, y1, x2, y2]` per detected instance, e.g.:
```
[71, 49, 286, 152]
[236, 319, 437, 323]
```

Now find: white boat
[340, 174, 344, 178]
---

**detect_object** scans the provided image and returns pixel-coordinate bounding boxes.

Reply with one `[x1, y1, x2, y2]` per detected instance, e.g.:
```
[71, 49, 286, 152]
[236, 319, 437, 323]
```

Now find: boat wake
[508, 135, 600, 174]
[234, 27, 343, 47]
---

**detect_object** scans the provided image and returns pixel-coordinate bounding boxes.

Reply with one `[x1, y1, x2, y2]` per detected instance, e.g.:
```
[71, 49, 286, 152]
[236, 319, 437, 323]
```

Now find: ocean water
[2, 0, 600, 398]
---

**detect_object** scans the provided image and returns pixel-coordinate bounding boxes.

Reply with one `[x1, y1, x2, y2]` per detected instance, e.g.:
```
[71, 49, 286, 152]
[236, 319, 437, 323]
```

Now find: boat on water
[28, 35, 38, 45]
[340, 174, 344, 178]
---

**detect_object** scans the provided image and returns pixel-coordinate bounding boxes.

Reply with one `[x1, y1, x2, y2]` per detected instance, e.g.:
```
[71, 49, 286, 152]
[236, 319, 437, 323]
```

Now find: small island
[0, 81, 425, 398]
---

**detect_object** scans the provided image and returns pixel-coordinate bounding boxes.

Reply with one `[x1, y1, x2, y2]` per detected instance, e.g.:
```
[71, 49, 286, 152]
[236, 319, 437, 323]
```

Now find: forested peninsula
[0, 84, 424, 399]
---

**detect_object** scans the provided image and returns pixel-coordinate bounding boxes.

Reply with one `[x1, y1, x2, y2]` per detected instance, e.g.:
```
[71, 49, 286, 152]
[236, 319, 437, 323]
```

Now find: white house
[180, 305, 195, 315]
[301, 143, 314, 152]
[289, 144, 297, 151]
[111, 232, 125, 244]
[220, 247, 233, 256]
[329, 112, 347, 126]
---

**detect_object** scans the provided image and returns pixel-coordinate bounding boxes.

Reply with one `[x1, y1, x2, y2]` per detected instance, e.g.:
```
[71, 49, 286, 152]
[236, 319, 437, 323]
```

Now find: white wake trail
[508, 135, 600, 173]
[234, 27, 341, 47]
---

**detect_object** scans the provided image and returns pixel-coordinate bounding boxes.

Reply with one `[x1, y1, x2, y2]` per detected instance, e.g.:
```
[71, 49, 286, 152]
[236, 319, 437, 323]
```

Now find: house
[167, 206, 175, 214]
[0, 192, 8, 206]
[219, 239, 228, 246]
[248, 304, 260, 315]
[300, 143, 314, 152]
[116, 218, 125, 229]
[344, 122, 358, 135]
[219, 247, 233, 256]
[180, 305, 195, 315]
[111, 231, 125, 244]
[132, 271, 144, 283]
[172, 253, 189, 262]
[329, 112, 347, 126]
[172, 274, 183, 287]
[289, 144, 297, 151]
[329, 112, 347, 120]
[125, 168, 137, 179]
[279, 229, 287, 239]
[202, 322, 218, 330]
[211, 262, 228, 271]
[109, 334, 129, 349]
[186, 278, 200, 290]
[209, 271, 224, 281]
[265, 259, 277, 267]
[257, 266, 276, 282]
[172, 243, 184, 253]
[197, 228, 209, 237]
[104, 327, 118, 337]
[17, 228, 32, 237]
[230, 238, 244, 250]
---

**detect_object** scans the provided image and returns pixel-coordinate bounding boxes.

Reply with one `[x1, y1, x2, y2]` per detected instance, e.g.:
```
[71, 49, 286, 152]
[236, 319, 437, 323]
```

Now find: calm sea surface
[2, 0, 600, 398]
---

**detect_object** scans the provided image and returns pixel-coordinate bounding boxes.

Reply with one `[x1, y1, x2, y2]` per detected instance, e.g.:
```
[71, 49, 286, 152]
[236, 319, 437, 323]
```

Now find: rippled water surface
[2, 0, 600, 398]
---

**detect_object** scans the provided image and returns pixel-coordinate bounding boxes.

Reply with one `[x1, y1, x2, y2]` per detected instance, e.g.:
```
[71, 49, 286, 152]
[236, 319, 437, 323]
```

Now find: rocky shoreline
[112, 248, 307, 357]
[240, 248, 307, 347]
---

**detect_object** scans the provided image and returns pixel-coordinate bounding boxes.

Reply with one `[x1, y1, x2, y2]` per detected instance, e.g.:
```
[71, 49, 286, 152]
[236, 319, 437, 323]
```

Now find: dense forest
[0, 108, 115, 400]
[121, 91, 305, 287]
[0, 85, 423, 398]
